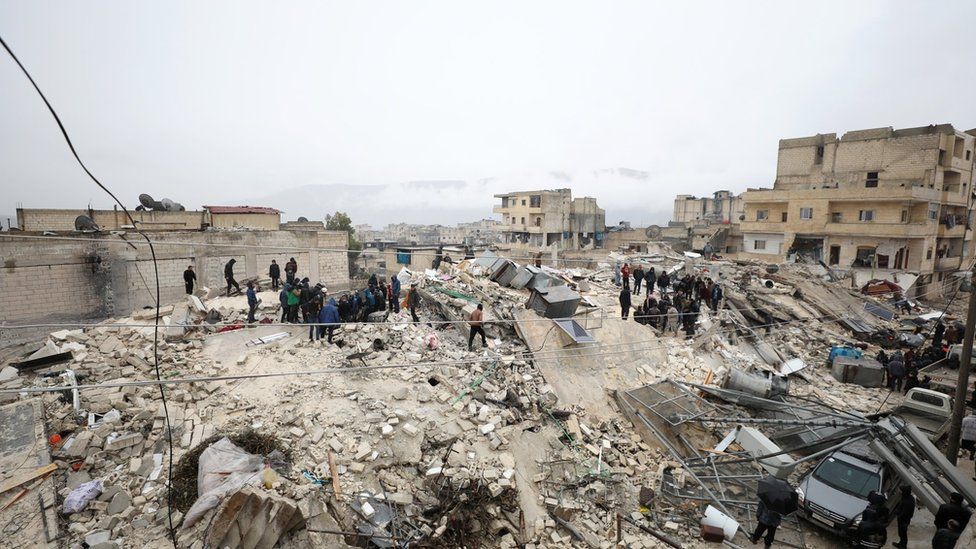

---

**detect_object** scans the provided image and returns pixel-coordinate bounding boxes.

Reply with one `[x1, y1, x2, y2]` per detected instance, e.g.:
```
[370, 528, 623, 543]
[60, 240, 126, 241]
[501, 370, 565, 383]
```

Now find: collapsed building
[1, 239, 975, 548]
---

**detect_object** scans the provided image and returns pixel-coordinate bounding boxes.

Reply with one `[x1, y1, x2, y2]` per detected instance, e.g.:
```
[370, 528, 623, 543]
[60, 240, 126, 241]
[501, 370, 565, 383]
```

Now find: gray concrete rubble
[1, 244, 975, 548]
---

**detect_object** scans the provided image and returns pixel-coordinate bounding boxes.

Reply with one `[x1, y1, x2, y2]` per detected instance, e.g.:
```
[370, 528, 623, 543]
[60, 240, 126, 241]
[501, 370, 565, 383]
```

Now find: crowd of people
[616, 262, 723, 339]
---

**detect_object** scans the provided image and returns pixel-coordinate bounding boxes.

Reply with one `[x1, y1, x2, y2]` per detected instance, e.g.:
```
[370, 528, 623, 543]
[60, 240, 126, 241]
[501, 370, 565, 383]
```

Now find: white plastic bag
[63, 479, 103, 514]
[181, 438, 264, 528]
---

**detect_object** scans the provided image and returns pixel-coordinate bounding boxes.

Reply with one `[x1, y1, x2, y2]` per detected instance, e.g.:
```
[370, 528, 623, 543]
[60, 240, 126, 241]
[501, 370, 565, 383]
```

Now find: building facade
[492, 189, 606, 249]
[672, 191, 744, 225]
[739, 124, 976, 296]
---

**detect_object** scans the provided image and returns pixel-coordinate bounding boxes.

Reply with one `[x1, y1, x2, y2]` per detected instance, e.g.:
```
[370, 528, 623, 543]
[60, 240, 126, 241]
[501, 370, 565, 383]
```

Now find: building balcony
[823, 221, 934, 238]
[492, 204, 507, 214]
[935, 256, 963, 271]
[501, 225, 544, 234]
[739, 221, 787, 233]
[743, 185, 957, 204]
[938, 222, 967, 237]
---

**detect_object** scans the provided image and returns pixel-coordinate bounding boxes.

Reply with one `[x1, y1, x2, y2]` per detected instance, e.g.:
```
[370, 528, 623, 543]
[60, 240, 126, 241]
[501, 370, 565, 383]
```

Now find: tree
[325, 211, 361, 277]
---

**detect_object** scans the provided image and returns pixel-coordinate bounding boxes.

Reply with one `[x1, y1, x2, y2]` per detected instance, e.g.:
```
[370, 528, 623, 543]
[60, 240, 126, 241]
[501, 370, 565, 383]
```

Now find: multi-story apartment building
[672, 191, 744, 225]
[492, 189, 606, 249]
[739, 124, 976, 297]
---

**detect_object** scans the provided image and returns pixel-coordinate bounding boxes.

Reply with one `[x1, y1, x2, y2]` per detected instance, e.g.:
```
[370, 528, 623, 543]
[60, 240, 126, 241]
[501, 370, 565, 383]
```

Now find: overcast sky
[2, 1, 975, 227]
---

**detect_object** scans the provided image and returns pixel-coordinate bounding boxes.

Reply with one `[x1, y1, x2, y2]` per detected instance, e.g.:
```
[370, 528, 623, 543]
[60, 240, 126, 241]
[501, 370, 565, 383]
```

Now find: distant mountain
[251, 169, 673, 228]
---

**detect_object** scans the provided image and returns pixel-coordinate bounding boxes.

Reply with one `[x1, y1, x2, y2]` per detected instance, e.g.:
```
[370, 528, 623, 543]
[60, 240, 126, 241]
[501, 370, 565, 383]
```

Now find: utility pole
[946, 262, 976, 464]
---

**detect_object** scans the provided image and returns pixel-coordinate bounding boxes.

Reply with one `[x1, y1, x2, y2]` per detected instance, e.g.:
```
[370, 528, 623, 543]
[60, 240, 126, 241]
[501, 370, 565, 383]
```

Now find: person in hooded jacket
[279, 283, 291, 322]
[307, 293, 323, 340]
[633, 265, 645, 295]
[319, 297, 340, 343]
[269, 260, 281, 290]
[619, 287, 631, 319]
[657, 271, 670, 293]
[224, 258, 241, 296]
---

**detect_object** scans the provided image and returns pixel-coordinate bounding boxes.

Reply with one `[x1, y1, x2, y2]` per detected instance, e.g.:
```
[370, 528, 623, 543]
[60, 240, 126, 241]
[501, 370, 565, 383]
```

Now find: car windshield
[812, 457, 880, 498]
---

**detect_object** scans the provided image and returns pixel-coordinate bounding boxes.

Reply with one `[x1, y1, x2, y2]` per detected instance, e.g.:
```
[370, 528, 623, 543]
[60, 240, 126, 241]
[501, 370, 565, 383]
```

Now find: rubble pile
[2, 244, 971, 548]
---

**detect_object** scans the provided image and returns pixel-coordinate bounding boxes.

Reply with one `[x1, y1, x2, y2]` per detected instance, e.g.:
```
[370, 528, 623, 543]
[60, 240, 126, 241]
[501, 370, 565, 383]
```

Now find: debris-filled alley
[2, 244, 976, 549]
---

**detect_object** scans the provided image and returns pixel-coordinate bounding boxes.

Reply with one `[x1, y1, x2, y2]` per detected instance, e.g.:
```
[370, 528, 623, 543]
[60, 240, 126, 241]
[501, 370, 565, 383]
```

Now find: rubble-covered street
[2, 246, 975, 548]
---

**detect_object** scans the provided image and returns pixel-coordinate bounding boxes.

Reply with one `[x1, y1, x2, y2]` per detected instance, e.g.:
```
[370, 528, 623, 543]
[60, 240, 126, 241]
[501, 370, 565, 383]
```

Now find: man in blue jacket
[246, 282, 258, 323]
[389, 275, 401, 313]
[319, 298, 340, 343]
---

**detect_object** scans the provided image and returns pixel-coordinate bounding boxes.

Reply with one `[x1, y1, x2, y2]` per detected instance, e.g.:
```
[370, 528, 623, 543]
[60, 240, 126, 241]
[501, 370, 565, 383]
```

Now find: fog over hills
[254, 169, 675, 228]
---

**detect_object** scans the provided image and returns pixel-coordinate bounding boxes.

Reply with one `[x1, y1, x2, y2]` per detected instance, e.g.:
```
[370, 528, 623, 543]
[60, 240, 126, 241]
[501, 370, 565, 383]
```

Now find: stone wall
[0, 229, 349, 346]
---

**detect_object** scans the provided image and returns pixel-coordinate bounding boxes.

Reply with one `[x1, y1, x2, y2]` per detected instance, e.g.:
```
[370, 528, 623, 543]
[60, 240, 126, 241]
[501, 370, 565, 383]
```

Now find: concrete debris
[3, 244, 972, 549]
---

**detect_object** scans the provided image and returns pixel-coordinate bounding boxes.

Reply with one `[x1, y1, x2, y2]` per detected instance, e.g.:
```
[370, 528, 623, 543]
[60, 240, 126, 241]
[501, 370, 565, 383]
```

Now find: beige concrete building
[672, 190, 744, 225]
[739, 124, 976, 297]
[492, 189, 606, 249]
[202, 205, 281, 230]
[16, 205, 282, 232]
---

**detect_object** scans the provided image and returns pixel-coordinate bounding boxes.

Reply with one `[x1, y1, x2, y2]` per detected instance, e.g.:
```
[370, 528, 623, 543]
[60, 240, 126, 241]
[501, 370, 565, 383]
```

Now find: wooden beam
[0, 463, 57, 495]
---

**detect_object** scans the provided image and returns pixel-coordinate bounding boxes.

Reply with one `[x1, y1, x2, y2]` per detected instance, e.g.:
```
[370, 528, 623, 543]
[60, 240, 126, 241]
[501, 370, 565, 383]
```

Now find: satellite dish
[74, 215, 100, 232]
[645, 225, 662, 238]
[297, 216, 309, 223]
[139, 194, 156, 209]
[765, 264, 780, 274]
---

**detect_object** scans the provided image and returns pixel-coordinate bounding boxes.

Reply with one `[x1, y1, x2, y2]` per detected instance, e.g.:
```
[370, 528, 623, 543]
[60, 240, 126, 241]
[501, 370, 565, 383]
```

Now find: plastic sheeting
[63, 479, 103, 514]
[182, 438, 264, 528]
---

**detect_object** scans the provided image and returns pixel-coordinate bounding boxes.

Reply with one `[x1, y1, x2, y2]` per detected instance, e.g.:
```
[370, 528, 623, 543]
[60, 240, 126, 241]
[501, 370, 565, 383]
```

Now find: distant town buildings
[738, 124, 976, 296]
[355, 219, 504, 247]
[492, 188, 606, 249]
[672, 191, 744, 226]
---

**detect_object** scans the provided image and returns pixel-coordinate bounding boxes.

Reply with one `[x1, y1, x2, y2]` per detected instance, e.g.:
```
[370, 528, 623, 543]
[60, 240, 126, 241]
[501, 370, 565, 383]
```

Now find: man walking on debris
[657, 270, 670, 293]
[468, 303, 487, 350]
[749, 498, 782, 548]
[320, 297, 339, 343]
[407, 282, 420, 322]
[892, 485, 915, 549]
[619, 286, 631, 319]
[183, 264, 196, 294]
[645, 267, 656, 294]
[269, 259, 280, 290]
[307, 291, 323, 340]
[224, 258, 241, 296]
[887, 351, 906, 392]
[245, 282, 258, 323]
[710, 283, 723, 311]
[633, 264, 645, 295]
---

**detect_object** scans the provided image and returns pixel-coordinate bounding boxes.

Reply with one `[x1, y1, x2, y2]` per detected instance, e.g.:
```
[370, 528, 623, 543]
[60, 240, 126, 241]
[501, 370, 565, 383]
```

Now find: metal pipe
[617, 513, 683, 548]
[704, 429, 871, 467]
[899, 419, 976, 505]
[692, 416, 868, 428]
[868, 439, 942, 513]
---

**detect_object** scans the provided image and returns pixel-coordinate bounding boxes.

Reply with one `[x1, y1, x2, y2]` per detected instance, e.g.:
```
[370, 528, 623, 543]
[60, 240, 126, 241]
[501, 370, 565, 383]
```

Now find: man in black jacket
[932, 519, 960, 549]
[893, 485, 915, 549]
[224, 259, 241, 296]
[935, 493, 971, 531]
[183, 265, 196, 295]
[619, 288, 631, 320]
[269, 260, 281, 290]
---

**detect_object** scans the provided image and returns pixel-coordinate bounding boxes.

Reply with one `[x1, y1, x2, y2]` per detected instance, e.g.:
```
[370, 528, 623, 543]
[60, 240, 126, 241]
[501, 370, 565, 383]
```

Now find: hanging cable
[0, 35, 178, 547]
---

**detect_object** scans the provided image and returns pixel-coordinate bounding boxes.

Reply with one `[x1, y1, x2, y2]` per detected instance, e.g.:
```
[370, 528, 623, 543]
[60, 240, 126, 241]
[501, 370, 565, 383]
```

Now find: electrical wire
[0, 35, 178, 547]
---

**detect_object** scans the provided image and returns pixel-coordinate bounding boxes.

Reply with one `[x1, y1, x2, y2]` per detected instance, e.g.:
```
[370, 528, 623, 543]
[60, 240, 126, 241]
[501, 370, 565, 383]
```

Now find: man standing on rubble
[749, 499, 782, 548]
[224, 258, 241, 296]
[633, 264, 645, 295]
[645, 267, 656, 295]
[657, 270, 670, 293]
[932, 519, 961, 549]
[934, 321, 946, 347]
[183, 265, 196, 295]
[935, 492, 972, 533]
[468, 303, 487, 350]
[390, 275, 401, 313]
[710, 283, 723, 311]
[408, 282, 421, 322]
[319, 297, 339, 343]
[269, 260, 281, 291]
[245, 282, 258, 323]
[887, 352, 906, 392]
[619, 286, 631, 319]
[621, 263, 631, 292]
[279, 283, 290, 322]
[285, 257, 297, 285]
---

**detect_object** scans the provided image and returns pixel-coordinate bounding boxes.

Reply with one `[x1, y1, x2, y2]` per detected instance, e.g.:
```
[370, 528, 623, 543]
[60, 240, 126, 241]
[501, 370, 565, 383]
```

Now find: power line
[0, 35, 178, 547]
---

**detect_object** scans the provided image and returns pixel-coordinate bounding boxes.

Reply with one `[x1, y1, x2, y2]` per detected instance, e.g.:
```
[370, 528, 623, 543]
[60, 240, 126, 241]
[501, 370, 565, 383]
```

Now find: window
[520, 217, 525, 225]
[859, 210, 874, 222]
[396, 250, 411, 265]
[928, 204, 939, 220]
[534, 217, 541, 227]
[831, 212, 843, 223]
[756, 210, 769, 221]
[926, 248, 933, 260]
[781, 212, 788, 222]
[521, 199, 526, 206]
[901, 210, 908, 223]
[814, 145, 824, 165]
[754, 240, 767, 250]
[968, 150, 972, 161]
[511, 218, 516, 224]
[800, 207, 813, 220]
[530, 195, 541, 208]
[865, 172, 879, 187]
